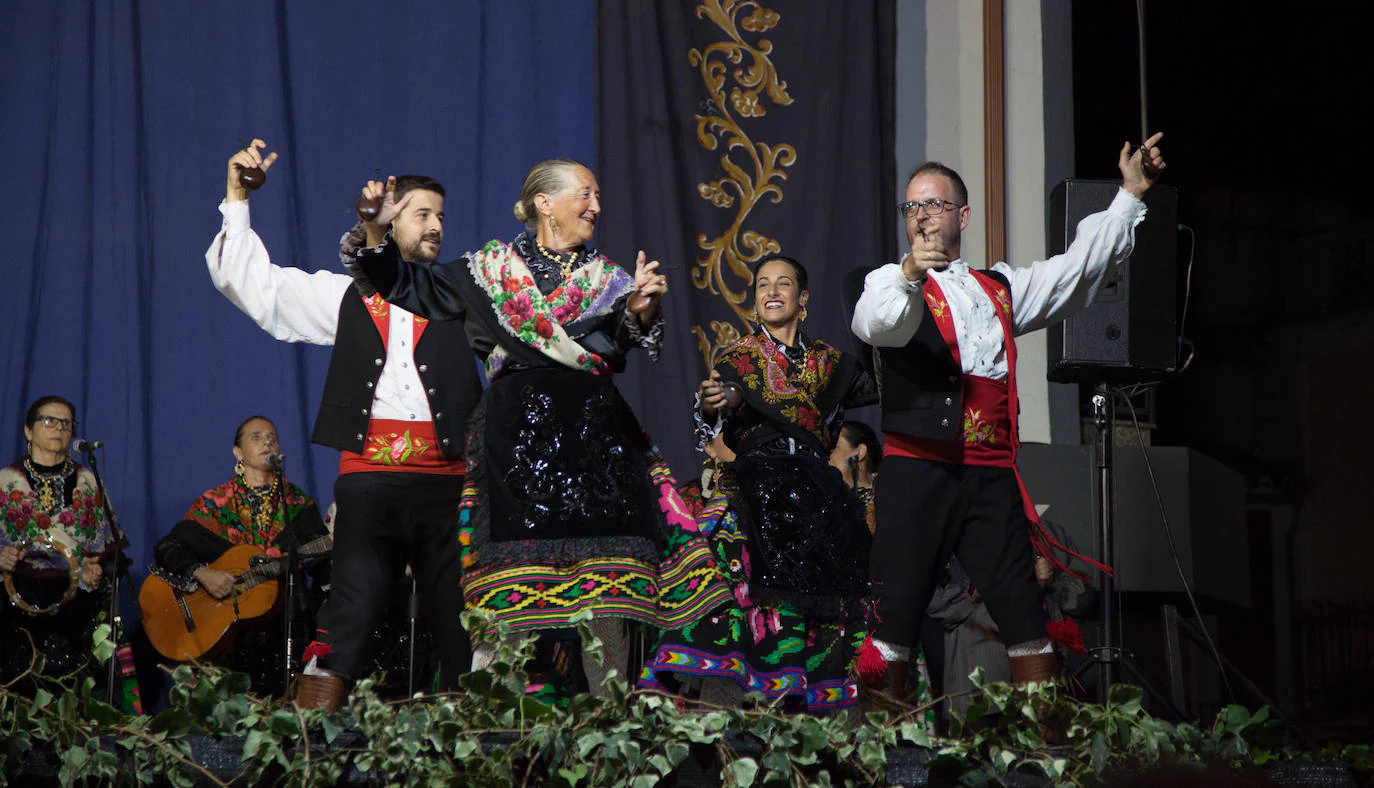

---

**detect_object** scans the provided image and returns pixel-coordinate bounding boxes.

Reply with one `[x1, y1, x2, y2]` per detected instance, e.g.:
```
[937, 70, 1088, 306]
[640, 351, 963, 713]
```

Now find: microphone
[266, 452, 287, 470]
[71, 437, 103, 453]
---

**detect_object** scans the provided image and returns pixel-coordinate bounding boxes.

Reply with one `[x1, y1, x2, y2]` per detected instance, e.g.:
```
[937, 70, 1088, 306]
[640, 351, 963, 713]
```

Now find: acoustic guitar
[139, 535, 332, 662]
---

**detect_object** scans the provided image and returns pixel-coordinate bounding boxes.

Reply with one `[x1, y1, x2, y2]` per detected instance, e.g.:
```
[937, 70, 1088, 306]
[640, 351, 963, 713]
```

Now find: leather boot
[1008, 652, 1066, 744]
[859, 659, 910, 712]
[1008, 652, 1060, 685]
[295, 674, 347, 713]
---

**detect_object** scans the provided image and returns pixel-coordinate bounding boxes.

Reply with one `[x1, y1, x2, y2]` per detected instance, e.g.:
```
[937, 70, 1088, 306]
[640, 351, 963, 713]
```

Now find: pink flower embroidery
[747, 607, 767, 644]
[501, 292, 534, 322]
[389, 435, 408, 462]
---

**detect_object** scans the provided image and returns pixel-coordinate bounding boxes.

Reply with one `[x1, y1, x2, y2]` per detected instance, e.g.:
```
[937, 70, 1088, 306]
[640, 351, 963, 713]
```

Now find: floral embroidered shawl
[464, 238, 635, 378]
[183, 476, 314, 552]
[0, 462, 114, 569]
[714, 331, 860, 456]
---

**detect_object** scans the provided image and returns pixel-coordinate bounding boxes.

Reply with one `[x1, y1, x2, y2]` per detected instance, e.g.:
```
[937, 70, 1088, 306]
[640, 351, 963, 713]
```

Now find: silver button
[441, 438, 450, 446]
[418, 364, 428, 372]
[401, 362, 409, 369]
[356, 433, 364, 440]
[366, 381, 374, 389]
[435, 412, 444, 420]
[409, 413, 416, 419]
[427, 388, 436, 396]
[944, 397, 953, 406]
[404, 385, 410, 390]
[941, 418, 950, 427]
[948, 375, 958, 383]
[374, 358, 384, 367]
[361, 408, 368, 415]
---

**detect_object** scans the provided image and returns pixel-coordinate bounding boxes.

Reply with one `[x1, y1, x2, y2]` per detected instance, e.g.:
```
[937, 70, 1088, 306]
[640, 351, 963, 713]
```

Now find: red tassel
[1046, 617, 1087, 655]
[1027, 521, 1113, 581]
[302, 641, 333, 664]
[855, 633, 888, 685]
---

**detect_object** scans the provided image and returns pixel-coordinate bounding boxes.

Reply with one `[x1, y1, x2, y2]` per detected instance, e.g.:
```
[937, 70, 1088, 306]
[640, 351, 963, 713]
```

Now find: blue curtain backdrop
[0, 1, 596, 601]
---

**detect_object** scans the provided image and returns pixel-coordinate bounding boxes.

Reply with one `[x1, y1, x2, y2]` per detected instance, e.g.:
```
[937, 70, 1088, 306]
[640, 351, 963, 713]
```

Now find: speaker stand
[1071, 382, 1188, 721]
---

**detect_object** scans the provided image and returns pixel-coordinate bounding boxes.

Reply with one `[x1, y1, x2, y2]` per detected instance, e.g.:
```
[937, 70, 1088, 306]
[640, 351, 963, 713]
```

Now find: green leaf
[722, 758, 758, 787]
[1107, 684, 1143, 716]
[665, 741, 690, 767]
[31, 689, 53, 710]
[91, 624, 116, 664]
[558, 763, 589, 784]
[1090, 733, 1111, 773]
[898, 721, 932, 748]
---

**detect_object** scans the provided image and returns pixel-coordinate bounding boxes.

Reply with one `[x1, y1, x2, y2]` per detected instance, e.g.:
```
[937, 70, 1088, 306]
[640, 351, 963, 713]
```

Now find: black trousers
[313, 471, 471, 689]
[870, 457, 1046, 651]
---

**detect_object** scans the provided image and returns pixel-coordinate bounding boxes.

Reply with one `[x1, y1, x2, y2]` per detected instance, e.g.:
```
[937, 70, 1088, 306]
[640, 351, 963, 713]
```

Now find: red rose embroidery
[533, 314, 554, 339]
[36, 513, 51, 530]
[8, 490, 23, 503]
[732, 356, 756, 375]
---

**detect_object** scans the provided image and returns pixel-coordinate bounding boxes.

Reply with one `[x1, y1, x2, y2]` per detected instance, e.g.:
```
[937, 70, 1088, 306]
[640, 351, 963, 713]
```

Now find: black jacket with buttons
[310, 292, 480, 460]
[843, 266, 1012, 441]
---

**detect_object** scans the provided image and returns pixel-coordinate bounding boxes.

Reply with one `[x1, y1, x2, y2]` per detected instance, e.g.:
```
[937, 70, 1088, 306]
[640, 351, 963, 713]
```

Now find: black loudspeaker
[1046, 179, 1178, 383]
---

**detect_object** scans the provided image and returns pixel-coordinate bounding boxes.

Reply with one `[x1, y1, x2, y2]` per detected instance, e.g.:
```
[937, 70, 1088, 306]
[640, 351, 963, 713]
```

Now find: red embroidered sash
[339, 419, 464, 476]
[883, 272, 1109, 578]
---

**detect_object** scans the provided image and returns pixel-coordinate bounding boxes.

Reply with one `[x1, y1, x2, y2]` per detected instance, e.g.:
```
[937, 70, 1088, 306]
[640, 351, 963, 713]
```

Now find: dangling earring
[234, 458, 245, 477]
[748, 309, 759, 323]
[798, 306, 808, 322]
[548, 215, 562, 239]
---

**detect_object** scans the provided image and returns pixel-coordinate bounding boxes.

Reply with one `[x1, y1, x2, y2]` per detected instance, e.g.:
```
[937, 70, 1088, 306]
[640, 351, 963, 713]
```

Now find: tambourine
[2, 535, 80, 615]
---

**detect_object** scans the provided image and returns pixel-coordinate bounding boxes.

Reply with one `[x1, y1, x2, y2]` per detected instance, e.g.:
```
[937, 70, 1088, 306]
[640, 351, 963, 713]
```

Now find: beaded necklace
[239, 475, 281, 538]
[23, 457, 74, 513]
[535, 239, 581, 279]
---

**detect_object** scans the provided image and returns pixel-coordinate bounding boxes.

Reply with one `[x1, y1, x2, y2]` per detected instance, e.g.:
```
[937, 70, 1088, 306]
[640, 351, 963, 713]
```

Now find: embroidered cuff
[691, 391, 727, 451]
[624, 309, 665, 362]
[147, 562, 203, 594]
[338, 221, 367, 262]
[343, 231, 395, 297]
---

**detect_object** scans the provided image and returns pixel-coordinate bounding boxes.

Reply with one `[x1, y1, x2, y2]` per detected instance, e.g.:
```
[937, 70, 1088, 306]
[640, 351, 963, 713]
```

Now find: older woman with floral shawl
[349, 159, 730, 696]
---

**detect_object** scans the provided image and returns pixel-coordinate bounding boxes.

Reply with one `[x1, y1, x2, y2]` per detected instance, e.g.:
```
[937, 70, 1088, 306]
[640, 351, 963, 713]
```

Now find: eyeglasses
[899, 198, 964, 218]
[36, 416, 76, 431]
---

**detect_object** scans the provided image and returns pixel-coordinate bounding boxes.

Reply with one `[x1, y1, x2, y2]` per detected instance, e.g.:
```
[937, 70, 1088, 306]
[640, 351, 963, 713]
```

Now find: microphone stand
[81, 447, 128, 708]
[272, 459, 299, 695]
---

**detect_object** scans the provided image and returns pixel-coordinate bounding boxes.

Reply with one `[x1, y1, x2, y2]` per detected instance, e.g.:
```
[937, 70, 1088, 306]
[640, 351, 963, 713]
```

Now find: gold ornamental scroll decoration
[687, 0, 796, 370]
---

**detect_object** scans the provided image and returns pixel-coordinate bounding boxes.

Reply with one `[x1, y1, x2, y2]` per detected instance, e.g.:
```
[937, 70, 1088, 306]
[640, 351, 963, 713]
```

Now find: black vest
[310, 293, 481, 459]
[844, 266, 1011, 441]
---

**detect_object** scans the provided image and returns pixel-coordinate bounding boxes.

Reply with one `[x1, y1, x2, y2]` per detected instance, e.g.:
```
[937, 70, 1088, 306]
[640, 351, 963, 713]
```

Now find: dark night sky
[1073, 0, 1374, 201]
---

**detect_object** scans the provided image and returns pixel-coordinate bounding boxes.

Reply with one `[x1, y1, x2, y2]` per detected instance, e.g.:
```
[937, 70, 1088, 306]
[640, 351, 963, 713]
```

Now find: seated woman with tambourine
[0, 396, 128, 700]
[144, 415, 330, 697]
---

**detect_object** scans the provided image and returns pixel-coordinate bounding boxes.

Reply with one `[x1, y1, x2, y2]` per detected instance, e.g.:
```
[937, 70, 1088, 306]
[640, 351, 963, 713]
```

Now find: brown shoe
[1008, 653, 1066, 744]
[295, 674, 346, 712]
[1008, 652, 1060, 685]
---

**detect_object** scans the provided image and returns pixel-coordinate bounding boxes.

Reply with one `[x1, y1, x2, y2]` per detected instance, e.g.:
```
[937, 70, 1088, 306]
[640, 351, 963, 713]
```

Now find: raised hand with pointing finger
[1120, 131, 1166, 199]
[628, 250, 669, 324]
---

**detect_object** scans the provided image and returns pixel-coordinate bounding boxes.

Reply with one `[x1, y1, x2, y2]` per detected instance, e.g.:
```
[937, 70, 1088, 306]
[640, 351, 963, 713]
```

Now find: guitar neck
[234, 534, 333, 592]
